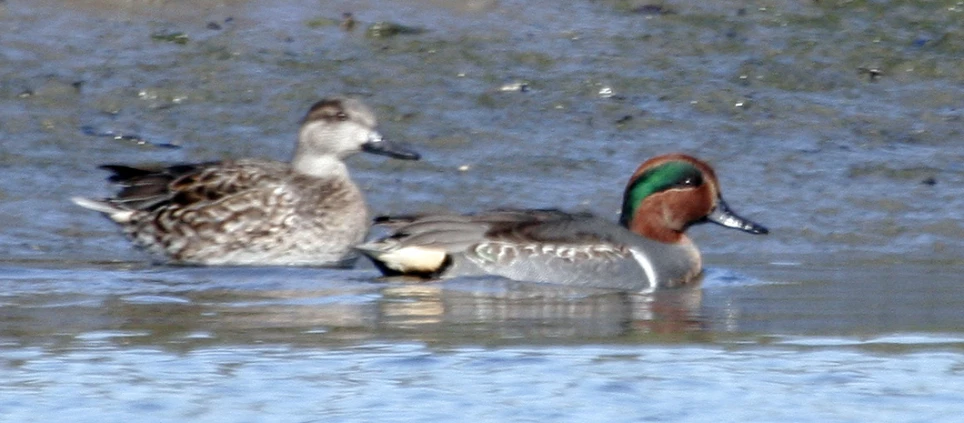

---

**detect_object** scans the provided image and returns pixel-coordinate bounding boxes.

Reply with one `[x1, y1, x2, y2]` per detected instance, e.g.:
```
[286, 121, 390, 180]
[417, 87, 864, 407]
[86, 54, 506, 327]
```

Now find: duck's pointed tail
[71, 197, 135, 223]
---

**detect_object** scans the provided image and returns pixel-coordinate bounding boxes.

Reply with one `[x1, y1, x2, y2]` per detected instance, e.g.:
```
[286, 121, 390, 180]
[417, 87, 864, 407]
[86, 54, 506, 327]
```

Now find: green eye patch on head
[620, 161, 703, 227]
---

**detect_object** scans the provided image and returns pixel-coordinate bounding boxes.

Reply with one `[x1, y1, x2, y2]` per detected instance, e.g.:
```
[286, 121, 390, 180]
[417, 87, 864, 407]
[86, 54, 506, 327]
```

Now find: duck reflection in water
[91, 271, 706, 347]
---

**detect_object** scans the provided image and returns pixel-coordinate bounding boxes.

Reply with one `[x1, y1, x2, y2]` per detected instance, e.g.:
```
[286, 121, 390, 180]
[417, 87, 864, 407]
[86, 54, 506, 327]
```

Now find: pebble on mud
[499, 82, 529, 92]
[858, 67, 884, 82]
[365, 21, 426, 38]
[341, 13, 356, 31]
[631, 4, 676, 15]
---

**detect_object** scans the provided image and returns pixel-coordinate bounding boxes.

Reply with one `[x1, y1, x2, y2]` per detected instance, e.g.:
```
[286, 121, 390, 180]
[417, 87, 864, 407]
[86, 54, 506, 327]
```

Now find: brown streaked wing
[165, 160, 292, 207]
[101, 163, 212, 211]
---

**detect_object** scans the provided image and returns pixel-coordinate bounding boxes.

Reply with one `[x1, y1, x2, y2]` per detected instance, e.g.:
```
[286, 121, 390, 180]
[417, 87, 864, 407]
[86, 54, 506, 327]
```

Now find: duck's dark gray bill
[706, 198, 769, 235]
[362, 137, 421, 160]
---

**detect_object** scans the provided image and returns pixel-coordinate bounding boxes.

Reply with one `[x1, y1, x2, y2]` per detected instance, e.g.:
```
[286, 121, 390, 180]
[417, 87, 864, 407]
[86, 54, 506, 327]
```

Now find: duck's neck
[291, 153, 349, 179]
[622, 209, 687, 244]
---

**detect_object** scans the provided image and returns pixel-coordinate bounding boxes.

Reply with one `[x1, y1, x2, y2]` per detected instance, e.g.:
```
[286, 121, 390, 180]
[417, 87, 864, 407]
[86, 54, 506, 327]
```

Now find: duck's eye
[677, 174, 703, 188]
[335, 112, 349, 121]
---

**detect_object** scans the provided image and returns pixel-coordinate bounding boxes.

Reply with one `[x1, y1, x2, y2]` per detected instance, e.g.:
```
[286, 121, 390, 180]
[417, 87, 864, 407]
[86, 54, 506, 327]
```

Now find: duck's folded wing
[370, 208, 587, 251]
[479, 209, 629, 245]
[98, 163, 209, 210]
[101, 160, 286, 211]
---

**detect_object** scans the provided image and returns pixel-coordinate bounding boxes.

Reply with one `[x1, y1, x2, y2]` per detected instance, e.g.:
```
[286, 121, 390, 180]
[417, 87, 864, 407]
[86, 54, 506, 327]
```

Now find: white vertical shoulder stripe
[629, 249, 658, 290]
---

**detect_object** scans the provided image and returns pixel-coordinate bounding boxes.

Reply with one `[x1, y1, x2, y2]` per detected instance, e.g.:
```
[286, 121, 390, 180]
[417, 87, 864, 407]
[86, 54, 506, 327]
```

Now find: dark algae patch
[150, 31, 189, 44]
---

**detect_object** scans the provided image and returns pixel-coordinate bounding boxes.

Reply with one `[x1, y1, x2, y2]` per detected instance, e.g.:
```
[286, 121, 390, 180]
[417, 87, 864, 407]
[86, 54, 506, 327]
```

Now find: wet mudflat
[2, 0, 963, 421]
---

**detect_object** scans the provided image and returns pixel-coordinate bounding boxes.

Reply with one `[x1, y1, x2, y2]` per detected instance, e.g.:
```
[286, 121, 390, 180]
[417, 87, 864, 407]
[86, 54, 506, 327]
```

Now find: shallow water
[3, 262, 964, 422]
[2, 0, 964, 421]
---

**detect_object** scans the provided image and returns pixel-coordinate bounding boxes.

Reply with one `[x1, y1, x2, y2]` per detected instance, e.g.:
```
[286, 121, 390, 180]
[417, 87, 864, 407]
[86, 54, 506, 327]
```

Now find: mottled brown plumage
[73, 97, 419, 266]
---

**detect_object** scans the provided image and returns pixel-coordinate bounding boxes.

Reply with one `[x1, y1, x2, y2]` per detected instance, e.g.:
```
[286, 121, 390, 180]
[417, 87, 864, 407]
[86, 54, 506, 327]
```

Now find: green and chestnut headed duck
[72, 96, 420, 267]
[357, 153, 767, 291]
